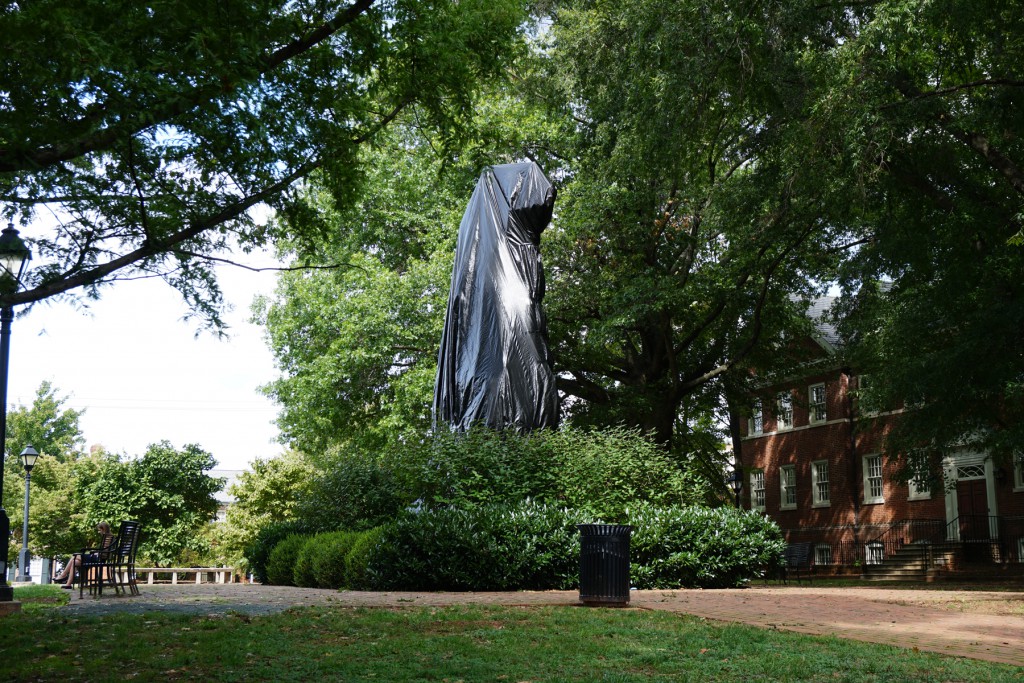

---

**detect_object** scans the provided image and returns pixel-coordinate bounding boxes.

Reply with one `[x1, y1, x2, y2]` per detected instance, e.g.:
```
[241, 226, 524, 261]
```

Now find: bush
[346, 527, 388, 590]
[245, 520, 310, 584]
[626, 504, 785, 589]
[362, 501, 586, 591]
[265, 533, 310, 586]
[311, 530, 361, 588]
[293, 535, 320, 588]
[295, 448, 410, 532]
[404, 426, 700, 519]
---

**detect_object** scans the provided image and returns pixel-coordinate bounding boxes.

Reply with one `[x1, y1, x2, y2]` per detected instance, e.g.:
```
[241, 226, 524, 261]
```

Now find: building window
[750, 469, 766, 511]
[863, 454, 884, 504]
[1017, 537, 1024, 564]
[812, 460, 830, 507]
[776, 393, 793, 431]
[780, 464, 797, 510]
[1012, 453, 1023, 492]
[908, 472, 931, 501]
[865, 542, 884, 565]
[814, 544, 832, 566]
[748, 401, 763, 436]
[809, 383, 827, 424]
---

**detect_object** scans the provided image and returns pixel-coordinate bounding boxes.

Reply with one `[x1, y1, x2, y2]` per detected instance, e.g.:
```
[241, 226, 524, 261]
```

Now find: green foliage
[345, 527, 387, 591]
[0, 0, 532, 325]
[626, 504, 785, 589]
[363, 501, 586, 591]
[265, 533, 311, 587]
[309, 530, 361, 589]
[244, 519, 311, 585]
[2, 383, 88, 563]
[292, 536, 319, 589]
[294, 447, 410, 533]
[358, 501, 781, 591]
[219, 451, 312, 568]
[405, 426, 706, 519]
[79, 442, 223, 565]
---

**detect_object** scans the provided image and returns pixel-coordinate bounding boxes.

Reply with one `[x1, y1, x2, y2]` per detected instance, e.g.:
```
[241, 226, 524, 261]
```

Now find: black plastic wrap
[433, 162, 558, 432]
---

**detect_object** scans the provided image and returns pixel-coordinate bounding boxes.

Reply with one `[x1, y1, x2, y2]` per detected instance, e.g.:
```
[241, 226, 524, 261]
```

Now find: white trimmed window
[780, 464, 797, 510]
[809, 383, 827, 424]
[776, 393, 793, 431]
[814, 543, 832, 566]
[863, 454, 884, 504]
[908, 472, 931, 501]
[750, 469, 766, 511]
[812, 460, 830, 507]
[1014, 452, 1024, 492]
[748, 401, 763, 436]
[865, 542, 884, 565]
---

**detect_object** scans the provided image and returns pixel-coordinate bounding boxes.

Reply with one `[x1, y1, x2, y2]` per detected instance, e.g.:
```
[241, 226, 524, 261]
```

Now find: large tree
[259, 1, 855, 453]
[0, 0, 530, 325]
[822, 0, 1024, 467]
[79, 441, 223, 565]
[2, 383, 88, 564]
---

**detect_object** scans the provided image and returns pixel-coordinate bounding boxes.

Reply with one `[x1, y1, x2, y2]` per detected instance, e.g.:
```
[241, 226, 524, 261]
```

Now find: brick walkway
[63, 584, 1024, 667]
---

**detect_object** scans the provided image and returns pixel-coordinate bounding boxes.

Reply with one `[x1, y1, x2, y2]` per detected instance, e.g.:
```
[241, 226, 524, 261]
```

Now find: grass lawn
[1, 587, 1020, 682]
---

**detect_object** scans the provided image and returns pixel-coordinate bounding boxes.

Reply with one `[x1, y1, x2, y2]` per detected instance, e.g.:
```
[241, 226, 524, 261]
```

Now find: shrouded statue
[433, 162, 558, 432]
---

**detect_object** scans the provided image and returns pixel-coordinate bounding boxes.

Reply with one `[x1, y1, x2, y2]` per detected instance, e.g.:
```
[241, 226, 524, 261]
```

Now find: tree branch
[0, 0, 377, 172]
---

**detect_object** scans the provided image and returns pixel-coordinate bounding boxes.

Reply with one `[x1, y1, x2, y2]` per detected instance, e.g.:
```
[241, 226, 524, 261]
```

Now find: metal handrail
[864, 519, 946, 565]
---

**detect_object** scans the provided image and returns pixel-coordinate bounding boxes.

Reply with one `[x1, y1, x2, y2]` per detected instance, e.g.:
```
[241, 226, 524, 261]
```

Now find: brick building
[735, 298, 1024, 577]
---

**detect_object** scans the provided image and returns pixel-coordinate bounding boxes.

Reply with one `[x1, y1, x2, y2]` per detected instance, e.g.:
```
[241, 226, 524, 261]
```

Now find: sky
[6, 255, 285, 472]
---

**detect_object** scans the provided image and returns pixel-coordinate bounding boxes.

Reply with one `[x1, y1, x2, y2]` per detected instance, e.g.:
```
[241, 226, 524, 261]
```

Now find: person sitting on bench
[53, 522, 115, 589]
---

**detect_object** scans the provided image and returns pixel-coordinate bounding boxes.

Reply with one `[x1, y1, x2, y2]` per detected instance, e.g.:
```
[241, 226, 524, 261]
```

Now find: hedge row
[256, 502, 784, 590]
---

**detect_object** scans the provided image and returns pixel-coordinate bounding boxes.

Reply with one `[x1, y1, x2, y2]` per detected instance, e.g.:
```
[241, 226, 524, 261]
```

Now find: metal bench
[781, 542, 814, 584]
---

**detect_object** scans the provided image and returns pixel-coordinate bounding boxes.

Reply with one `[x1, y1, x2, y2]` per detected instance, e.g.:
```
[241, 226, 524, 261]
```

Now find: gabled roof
[807, 295, 839, 352]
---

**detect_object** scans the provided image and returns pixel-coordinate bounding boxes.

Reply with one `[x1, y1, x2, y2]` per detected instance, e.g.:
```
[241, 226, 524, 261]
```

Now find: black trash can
[577, 524, 632, 606]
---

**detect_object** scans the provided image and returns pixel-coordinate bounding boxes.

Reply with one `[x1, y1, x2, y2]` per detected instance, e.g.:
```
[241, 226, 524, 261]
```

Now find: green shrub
[245, 520, 310, 584]
[362, 501, 586, 591]
[293, 535, 320, 588]
[404, 426, 699, 519]
[265, 533, 310, 586]
[311, 530, 361, 588]
[346, 526, 388, 590]
[295, 447, 410, 532]
[626, 504, 785, 588]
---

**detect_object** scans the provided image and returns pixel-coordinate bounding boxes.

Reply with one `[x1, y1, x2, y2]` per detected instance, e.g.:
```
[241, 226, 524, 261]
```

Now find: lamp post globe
[727, 468, 743, 509]
[17, 446, 39, 582]
[0, 221, 31, 600]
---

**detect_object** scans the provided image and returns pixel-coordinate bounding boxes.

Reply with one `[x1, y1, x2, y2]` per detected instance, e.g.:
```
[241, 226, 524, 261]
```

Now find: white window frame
[814, 543, 832, 566]
[780, 464, 797, 510]
[776, 393, 793, 431]
[863, 454, 884, 504]
[1014, 452, 1024, 492]
[750, 469, 766, 511]
[908, 472, 932, 501]
[812, 460, 830, 507]
[865, 542, 884, 565]
[748, 401, 763, 436]
[808, 383, 827, 424]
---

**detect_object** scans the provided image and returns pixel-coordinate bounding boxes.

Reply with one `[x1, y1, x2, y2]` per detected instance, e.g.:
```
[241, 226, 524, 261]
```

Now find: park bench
[781, 542, 814, 584]
[133, 567, 235, 585]
[78, 520, 142, 598]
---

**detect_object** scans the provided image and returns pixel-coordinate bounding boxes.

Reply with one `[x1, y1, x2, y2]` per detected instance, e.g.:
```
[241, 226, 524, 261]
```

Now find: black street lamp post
[16, 446, 39, 582]
[727, 467, 743, 509]
[0, 221, 31, 601]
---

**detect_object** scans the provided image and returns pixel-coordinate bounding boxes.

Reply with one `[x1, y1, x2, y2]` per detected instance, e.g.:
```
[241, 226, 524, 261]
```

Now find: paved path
[62, 584, 1024, 667]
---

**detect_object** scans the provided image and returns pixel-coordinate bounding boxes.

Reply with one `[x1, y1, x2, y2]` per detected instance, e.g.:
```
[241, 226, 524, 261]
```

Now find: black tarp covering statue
[433, 162, 558, 432]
